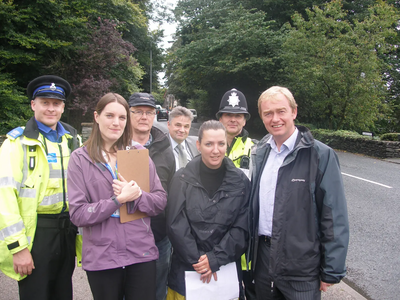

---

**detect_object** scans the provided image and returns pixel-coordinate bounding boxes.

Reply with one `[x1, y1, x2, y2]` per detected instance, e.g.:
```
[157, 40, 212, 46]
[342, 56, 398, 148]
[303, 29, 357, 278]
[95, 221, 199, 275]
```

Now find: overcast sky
[149, 0, 179, 85]
[150, 0, 178, 50]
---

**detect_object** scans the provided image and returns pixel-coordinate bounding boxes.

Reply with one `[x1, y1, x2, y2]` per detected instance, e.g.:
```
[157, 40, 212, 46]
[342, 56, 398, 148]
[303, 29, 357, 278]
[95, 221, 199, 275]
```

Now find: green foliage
[167, 0, 399, 135]
[0, 72, 32, 134]
[380, 133, 400, 141]
[187, 89, 211, 119]
[312, 128, 364, 139]
[151, 88, 168, 104]
[281, 0, 398, 131]
[0, 0, 164, 130]
[167, 1, 281, 119]
[0, 0, 88, 85]
[310, 128, 381, 146]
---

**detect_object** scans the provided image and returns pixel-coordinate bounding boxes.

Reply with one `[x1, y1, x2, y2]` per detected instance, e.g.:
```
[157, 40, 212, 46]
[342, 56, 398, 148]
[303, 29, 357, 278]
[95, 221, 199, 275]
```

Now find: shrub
[380, 133, 400, 141]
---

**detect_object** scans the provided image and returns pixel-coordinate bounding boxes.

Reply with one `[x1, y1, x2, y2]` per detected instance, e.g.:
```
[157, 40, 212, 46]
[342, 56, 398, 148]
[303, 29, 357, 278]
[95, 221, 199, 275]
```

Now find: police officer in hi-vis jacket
[0, 75, 80, 300]
[216, 88, 256, 300]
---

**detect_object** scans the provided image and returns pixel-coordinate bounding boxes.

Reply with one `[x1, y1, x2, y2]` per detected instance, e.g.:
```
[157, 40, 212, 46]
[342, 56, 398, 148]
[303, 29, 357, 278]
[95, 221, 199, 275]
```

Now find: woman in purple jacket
[67, 93, 167, 300]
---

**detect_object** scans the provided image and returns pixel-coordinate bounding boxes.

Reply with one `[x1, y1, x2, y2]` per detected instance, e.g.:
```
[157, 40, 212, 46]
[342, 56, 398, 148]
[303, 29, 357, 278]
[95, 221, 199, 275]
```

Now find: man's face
[260, 93, 297, 145]
[168, 115, 192, 144]
[219, 113, 246, 137]
[129, 105, 156, 133]
[31, 97, 65, 130]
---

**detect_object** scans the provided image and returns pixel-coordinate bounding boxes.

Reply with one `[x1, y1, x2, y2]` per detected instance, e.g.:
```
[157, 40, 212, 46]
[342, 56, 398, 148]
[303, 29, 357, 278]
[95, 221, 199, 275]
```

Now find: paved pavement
[322, 280, 367, 300]
[384, 157, 400, 164]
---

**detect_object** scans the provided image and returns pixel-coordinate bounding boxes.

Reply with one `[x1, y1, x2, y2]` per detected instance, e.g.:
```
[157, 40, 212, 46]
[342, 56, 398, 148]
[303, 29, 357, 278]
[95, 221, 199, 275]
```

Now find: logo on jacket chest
[291, 178, 306, 182]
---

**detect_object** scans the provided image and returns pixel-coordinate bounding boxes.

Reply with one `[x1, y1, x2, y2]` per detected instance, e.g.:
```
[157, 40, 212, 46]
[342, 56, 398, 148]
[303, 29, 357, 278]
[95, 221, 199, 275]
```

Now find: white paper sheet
[185, 261, 239, 300]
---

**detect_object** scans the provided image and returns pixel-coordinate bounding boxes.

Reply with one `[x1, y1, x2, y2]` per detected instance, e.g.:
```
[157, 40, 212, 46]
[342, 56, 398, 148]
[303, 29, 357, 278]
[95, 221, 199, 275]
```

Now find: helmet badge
[228, 92, 240, 107]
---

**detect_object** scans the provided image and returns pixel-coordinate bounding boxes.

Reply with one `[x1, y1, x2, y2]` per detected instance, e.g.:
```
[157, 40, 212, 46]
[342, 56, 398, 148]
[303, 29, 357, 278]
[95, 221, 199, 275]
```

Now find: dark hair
[85, 93, 132, 163]
[198, 120, 226, 143]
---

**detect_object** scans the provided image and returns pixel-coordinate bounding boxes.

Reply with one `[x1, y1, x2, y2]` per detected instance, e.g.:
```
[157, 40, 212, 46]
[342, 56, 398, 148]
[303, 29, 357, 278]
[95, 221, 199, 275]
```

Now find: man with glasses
[128, 92, 175, 300]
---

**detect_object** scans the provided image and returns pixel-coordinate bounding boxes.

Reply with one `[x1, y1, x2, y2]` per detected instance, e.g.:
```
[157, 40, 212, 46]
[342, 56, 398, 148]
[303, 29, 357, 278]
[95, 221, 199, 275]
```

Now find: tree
[46, 18, 144, 129]
[281, 0, 398, 131]
[166, 1, 281, 122]
[0, 0, 163, 131]
[0, 72, 32, 134]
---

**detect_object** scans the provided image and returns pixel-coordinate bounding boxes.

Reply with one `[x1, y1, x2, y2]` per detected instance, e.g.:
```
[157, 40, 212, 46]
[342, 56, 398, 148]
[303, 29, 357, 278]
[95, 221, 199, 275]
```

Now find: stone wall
[311, 134, 400, 159]
[81, 123, 93, 143]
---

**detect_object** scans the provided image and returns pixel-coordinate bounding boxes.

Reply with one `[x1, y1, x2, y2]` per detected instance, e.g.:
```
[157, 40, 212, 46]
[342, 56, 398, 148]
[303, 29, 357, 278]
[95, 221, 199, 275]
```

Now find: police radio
[240, 155, 250, 169]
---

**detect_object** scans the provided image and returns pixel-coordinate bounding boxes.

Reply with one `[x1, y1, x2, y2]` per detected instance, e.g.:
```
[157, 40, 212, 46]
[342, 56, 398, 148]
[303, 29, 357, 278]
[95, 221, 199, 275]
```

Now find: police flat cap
[27, 75, 72, 101]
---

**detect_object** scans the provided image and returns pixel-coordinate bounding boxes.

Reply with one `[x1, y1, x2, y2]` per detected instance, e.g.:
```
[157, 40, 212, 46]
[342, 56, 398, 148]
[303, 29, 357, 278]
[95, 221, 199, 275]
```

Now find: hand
[13, 248, 35, 276]
[192, 254, 218, 283]
[320, 281, 333, 292]
[115, 174, 142, 204]
[112, 178, 127, 196]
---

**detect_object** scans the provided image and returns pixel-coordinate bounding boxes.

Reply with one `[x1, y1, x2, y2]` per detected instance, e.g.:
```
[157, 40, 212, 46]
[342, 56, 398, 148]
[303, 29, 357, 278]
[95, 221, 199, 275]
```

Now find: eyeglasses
[130, 110, 156, 117]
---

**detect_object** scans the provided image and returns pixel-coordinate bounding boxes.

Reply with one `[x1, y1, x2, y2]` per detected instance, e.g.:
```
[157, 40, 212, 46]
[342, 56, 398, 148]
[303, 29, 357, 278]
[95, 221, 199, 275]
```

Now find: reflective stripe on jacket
[0, 117, 79, 280]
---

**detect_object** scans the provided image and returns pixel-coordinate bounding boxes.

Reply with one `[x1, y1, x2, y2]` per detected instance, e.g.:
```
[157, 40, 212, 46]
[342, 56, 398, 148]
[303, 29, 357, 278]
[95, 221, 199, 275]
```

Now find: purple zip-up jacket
[67, 146, 167, 271]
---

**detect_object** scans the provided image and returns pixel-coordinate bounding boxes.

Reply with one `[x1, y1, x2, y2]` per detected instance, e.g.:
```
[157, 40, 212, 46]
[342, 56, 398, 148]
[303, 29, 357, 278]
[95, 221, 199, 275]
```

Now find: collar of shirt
[144, 133, 153, 148]
[36, 119, 69, 143]
[169, 135, 187, 152]
[267, 127, 298, 154]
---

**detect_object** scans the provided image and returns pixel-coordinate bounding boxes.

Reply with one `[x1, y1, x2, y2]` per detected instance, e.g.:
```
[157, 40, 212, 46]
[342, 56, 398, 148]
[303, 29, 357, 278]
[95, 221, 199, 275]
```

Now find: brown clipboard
[117, 148, 149, 223]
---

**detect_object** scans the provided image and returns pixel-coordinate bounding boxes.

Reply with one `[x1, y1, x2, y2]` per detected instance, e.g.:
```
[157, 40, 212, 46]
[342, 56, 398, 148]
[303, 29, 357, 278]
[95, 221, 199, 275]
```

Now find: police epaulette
[7, 127, 24, 140]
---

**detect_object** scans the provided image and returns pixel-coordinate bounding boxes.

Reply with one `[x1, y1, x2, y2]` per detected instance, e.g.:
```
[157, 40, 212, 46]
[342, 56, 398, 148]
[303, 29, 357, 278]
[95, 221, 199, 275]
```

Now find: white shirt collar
[169, 135, 185, 151]
[267, 127, 299, 153]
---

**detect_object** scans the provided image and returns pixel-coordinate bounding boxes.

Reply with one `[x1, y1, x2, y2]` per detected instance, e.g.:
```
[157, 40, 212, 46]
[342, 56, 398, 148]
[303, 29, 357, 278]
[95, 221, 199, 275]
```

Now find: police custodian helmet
[27, 75, 72, 101]
[216, 88, 251, 120]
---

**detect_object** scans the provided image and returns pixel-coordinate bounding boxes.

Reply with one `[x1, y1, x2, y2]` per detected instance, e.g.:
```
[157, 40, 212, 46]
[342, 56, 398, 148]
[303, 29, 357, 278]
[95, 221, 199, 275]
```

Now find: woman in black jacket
[166, 120, 251, 299]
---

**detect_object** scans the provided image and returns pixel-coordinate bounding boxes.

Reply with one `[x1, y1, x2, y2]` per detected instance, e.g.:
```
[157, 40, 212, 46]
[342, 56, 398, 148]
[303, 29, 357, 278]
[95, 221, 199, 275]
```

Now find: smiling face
[260, 93, 297, 146]
[31, 97, 65, 130]
[196, 129, 227, 169]
[94, 101, 127, 150]
[219, 113, 246, 138]
[168, 115, 192, 144]
[129, 105, 156, 134]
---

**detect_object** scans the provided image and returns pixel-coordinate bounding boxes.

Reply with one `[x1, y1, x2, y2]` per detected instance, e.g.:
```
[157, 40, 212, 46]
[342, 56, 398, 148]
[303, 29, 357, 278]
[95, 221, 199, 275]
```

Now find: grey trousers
[254, 236, 321, 300]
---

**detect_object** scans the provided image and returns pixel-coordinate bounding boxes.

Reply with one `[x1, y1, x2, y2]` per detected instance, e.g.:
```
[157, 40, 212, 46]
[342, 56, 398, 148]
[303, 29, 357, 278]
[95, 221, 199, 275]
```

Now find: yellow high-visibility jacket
[226, 129, 255, 271]
[226, 129, 254, 169]
[0, 117, 80, 280]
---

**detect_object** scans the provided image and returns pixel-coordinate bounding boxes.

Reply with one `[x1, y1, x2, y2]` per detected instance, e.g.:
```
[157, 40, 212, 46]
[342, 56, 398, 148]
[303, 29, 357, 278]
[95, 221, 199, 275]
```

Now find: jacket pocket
[88, 222, 113, 246]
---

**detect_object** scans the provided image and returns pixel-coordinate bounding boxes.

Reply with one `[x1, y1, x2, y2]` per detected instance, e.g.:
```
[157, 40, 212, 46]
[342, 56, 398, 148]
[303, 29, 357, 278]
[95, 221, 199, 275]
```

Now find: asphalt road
[335, 151, 400, 300]
[1, 120, 398, 299]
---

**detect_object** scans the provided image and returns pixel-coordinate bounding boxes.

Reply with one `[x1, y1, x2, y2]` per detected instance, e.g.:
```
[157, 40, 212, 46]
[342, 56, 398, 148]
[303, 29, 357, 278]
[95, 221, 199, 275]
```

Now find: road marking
[342, 173, 392, 189]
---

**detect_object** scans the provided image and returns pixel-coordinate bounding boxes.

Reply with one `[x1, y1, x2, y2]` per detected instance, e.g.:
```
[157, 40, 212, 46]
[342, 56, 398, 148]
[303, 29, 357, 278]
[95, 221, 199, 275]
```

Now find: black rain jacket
[147, 126, 175, 242]
[167, 156, 250, 295]
[248, 126, 349, 284]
